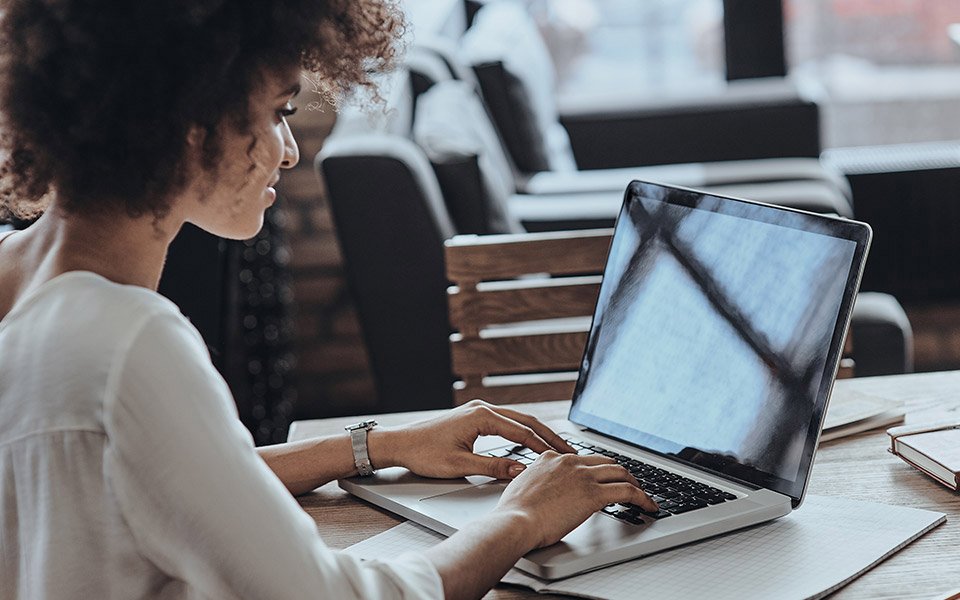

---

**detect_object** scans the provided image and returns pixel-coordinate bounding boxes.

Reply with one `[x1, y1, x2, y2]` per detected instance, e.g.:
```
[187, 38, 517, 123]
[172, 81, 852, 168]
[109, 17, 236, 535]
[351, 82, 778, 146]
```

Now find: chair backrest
[444, 229, 855, 406]
[445, 229, 609, 405]
[317, 70, 460, 413]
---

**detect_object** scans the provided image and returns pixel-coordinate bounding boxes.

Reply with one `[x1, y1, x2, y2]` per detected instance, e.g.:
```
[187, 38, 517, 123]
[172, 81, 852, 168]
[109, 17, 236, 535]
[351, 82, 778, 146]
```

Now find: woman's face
[184, 67, 301, 240]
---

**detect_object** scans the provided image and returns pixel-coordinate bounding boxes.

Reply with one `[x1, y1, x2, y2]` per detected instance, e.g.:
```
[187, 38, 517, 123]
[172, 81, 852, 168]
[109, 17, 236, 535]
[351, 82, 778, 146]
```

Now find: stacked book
[888, 422, 960, 491]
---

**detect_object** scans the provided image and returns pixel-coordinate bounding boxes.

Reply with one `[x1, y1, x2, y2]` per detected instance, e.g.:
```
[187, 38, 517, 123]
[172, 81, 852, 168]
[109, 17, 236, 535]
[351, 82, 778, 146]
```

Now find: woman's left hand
[371, 399, 577, 480]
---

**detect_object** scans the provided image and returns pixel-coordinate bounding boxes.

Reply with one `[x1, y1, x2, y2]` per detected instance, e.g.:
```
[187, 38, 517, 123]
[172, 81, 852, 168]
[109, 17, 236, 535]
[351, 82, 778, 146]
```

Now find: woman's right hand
[495, 451, 658, 549]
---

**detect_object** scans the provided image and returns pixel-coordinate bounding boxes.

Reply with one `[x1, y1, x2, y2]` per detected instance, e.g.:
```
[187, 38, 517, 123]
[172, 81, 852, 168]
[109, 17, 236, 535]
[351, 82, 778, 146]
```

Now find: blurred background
[273, 0, 960, 430]
[9, 0, 960, 443]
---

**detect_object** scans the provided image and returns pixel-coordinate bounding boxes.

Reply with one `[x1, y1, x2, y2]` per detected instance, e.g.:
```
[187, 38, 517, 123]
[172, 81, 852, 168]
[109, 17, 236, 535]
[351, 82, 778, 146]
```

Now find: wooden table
[289, 371, 960, 599]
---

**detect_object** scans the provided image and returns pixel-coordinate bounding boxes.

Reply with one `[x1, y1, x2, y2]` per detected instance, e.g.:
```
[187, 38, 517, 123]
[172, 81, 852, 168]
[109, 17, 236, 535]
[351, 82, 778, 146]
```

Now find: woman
[0, 1, 654, 598]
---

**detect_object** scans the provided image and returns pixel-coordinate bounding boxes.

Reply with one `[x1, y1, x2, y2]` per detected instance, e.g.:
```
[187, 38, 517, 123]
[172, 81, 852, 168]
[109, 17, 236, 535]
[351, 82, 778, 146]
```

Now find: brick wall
[276, 104, 378, 419]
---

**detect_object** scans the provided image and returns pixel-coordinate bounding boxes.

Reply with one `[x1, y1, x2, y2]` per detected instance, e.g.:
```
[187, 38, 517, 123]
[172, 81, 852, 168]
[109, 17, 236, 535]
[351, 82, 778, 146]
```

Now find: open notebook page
[345, 494, 943, 600]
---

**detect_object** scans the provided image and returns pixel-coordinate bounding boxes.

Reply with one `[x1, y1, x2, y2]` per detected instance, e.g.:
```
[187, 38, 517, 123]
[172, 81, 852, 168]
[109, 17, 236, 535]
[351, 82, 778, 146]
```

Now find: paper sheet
[345, 494, 944, 600]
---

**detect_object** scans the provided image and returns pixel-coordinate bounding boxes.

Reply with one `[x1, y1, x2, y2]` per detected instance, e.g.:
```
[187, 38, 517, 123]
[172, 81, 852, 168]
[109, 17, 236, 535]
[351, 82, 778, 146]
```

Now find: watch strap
[345, 420, 377, 476]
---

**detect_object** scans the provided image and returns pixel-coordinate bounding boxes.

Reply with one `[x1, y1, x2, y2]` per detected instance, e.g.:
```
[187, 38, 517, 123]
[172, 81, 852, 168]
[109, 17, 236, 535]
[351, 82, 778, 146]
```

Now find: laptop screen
[568, 181, 871, 504]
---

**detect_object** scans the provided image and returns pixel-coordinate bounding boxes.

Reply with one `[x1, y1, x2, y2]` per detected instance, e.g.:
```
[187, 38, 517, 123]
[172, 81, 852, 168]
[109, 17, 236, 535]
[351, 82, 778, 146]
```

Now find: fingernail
[508, 464, 526, 477]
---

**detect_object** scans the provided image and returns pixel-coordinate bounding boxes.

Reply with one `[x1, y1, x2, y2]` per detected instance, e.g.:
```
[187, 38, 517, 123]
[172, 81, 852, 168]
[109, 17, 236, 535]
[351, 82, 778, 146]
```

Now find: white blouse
[0, 264, 442, 599]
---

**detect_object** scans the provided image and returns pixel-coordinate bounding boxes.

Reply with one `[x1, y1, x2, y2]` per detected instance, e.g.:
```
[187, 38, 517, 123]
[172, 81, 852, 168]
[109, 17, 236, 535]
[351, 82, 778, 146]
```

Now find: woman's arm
[257, 400, 583, 496]
[425, 451, 656, 599]
[108, 312, 444, 598]
[259, 402, 658, 598]
[113, 313, 654, 598]
[256, 433, 365, 496]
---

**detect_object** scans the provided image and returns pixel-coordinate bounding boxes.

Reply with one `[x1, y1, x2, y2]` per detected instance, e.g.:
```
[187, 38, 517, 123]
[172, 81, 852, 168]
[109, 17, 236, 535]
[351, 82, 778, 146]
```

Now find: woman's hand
[371, 399, 577, 480]
[497, 451, 658, 548]
[423, 450, 658, 599]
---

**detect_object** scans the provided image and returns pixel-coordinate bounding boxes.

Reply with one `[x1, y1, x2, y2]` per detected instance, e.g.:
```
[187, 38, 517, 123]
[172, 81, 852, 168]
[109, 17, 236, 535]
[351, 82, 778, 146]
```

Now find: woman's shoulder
[1, 270, 195, 357]
[22, 270, 182, 322]
[0, 271, 205, 440]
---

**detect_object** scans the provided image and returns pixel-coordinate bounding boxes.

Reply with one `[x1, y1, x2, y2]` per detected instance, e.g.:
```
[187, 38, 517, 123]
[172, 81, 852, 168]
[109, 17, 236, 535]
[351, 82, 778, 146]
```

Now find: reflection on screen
[572, 192, 857, 483]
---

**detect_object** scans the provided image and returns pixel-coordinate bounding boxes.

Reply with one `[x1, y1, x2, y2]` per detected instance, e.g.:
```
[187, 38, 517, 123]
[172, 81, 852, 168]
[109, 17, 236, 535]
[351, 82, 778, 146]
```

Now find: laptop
[340, 180, 872, 579]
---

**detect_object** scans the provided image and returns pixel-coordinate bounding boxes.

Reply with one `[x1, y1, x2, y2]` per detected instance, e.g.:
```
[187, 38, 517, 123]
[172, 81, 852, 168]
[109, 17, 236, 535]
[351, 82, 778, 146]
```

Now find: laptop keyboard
[483, 435, 738, 525]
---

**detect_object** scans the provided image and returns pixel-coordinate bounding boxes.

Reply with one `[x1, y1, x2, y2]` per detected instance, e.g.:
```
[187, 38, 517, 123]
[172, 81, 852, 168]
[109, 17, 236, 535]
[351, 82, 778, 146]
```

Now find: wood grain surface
[444, 230, 612, 283]
[291, 371, 960, 599]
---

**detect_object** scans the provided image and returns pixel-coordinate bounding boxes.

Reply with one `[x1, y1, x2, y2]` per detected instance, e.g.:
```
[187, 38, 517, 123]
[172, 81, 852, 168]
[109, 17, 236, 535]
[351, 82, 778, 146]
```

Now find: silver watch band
[345, 420, 377, 476]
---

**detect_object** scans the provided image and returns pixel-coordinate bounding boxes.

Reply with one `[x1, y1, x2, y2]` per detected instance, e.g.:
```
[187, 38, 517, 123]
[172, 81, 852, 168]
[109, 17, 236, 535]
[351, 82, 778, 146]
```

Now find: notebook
[340, 180, 872, 579]
[346, 495, 945, 600]
[888, 421, 960, 490]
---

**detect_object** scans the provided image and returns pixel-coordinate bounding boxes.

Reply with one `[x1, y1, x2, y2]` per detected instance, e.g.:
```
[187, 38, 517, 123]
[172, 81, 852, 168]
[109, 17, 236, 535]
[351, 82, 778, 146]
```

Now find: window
[785, 0, 960, 147]
[532, 0, 725, 97]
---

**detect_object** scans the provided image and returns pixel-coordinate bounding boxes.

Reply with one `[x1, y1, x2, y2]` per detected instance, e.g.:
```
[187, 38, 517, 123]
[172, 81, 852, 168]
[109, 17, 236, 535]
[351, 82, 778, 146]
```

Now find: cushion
[413, 80, 524, 234]
[460, 1, 577, 174]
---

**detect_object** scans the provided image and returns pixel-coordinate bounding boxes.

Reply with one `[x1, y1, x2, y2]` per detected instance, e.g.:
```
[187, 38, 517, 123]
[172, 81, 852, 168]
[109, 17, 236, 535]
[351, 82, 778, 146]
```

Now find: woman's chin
[201, 215, 266, 241]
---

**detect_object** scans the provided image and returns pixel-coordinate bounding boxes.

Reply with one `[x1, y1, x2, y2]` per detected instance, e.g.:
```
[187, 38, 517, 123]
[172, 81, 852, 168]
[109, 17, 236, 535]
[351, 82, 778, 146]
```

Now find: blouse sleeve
[102, 310, 443, 599]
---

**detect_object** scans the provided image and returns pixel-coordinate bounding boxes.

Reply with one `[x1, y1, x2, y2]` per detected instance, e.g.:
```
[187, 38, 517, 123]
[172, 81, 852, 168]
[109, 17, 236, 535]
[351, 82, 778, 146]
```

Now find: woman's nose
[280, 121, 299, 169]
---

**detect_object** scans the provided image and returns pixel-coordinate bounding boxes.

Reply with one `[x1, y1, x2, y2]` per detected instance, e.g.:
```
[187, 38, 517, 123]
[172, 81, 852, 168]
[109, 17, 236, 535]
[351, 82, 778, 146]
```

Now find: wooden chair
[444, 229, 854, 407]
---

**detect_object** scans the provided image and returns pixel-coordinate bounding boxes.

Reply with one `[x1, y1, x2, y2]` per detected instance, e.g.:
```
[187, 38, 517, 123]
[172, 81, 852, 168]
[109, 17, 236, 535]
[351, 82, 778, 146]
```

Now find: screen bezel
[567, 180, 872, 507]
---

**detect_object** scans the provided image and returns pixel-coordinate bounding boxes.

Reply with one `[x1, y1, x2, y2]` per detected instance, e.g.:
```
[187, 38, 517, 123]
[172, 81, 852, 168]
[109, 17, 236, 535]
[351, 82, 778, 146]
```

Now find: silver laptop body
[341, 180, 872, 579]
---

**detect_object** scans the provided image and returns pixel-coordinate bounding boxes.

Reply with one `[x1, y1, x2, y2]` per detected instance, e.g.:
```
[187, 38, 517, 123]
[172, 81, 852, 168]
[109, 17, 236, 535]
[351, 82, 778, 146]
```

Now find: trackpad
[418, 480, 508, 528]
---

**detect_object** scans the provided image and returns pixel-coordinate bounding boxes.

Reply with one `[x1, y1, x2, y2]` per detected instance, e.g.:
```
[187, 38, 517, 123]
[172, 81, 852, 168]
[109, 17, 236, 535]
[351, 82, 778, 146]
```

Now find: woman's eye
[278, 105, 297, 119]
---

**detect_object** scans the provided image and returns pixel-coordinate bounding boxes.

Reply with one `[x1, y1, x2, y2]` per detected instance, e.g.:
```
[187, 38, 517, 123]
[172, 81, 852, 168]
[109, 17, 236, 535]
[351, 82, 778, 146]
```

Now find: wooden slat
[448, 276, 601, 328]
[453, 379, 577, 406]
[451, 331, 588, 376]
[445, 230, 612, 282]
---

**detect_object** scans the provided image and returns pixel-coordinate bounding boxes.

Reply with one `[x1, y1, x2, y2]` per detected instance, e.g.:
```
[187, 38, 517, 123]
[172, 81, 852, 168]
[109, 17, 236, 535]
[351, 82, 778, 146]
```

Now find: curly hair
[0, 0, 405, 222]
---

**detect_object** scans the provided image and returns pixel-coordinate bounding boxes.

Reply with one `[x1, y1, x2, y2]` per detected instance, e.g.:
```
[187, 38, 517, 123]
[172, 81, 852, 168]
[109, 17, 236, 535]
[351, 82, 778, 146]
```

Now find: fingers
[476, 408, 554, 454]
[461, 455, 527, 480]
[576, 458, 657, 511]
[574, 454, 617, 466]
[467, 400, 576, 454]
[589, 463, 641, 486]
[489, 405, 576, 454]
[601, 482, 659, 512]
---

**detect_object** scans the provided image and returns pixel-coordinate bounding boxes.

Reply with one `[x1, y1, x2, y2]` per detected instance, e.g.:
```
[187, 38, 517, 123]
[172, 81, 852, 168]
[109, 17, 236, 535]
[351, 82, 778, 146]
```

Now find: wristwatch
[345, 420, 378, 476]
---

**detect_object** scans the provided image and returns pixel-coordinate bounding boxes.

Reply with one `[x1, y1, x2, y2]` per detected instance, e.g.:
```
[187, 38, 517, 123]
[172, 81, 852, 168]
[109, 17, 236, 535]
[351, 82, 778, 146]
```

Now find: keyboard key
[668, 501, 708, 514]
[624, 505, 671, 520]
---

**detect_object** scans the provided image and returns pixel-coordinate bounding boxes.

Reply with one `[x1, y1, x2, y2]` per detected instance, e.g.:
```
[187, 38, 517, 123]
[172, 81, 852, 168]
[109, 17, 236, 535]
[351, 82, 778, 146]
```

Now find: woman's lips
[265, 174, 280, 204]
